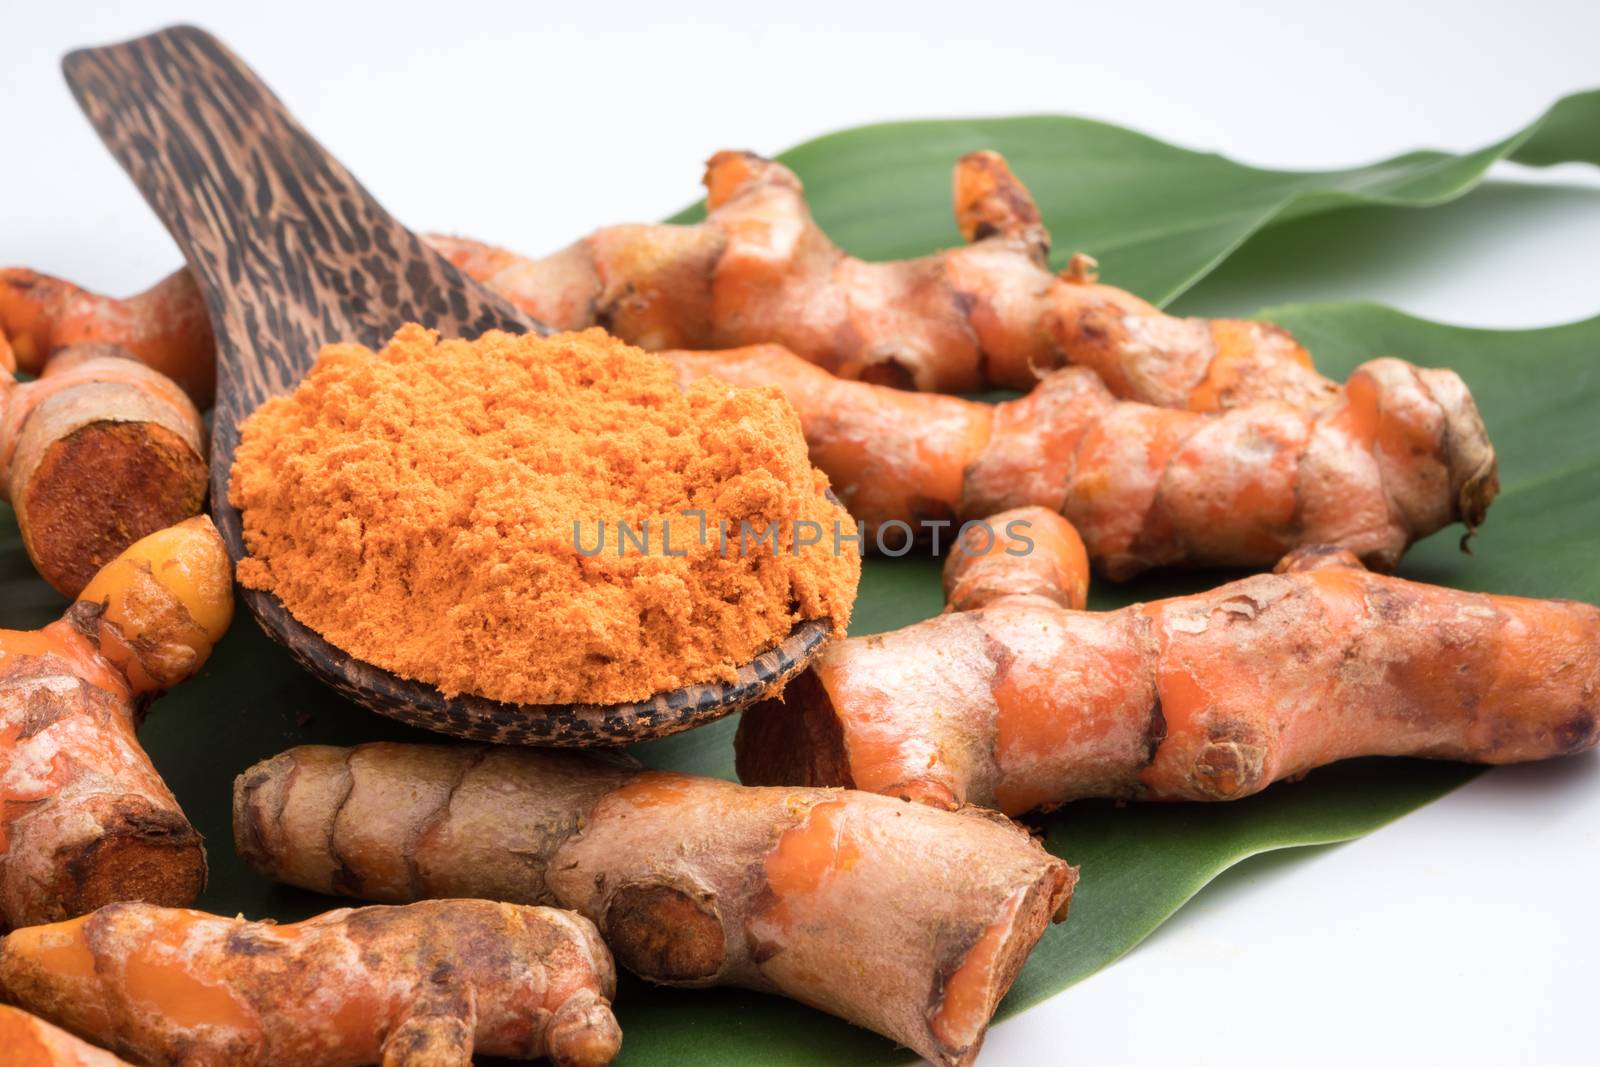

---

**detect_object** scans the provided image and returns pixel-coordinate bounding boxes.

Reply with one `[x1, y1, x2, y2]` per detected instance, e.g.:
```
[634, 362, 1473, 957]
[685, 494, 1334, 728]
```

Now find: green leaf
[672, 90, 1600, 307]
[5, 100, 1598, 1066]
[625, 307, 1600, 1061]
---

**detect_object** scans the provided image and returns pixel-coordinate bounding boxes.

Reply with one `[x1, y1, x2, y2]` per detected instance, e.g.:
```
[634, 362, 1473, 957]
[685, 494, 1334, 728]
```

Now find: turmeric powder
[228, 325, 858, 707]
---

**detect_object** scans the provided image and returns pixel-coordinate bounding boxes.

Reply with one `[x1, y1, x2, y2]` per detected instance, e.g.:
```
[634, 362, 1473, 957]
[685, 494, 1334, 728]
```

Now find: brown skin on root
[664, 344, 1497, 578]
[7, 149, 1439, 416]
[0, 517, 232, 930]
[429, 149, 1346, 410]
[0, 899, 621, 1067]
[736, 508, 1600, 815]
[231, 742, 1076, 1067]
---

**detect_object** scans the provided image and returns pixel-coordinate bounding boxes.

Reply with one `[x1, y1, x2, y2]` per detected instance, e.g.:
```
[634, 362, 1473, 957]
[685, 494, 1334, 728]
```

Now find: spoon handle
[52, 26, 803, 745]
[61, 24, 538, 537]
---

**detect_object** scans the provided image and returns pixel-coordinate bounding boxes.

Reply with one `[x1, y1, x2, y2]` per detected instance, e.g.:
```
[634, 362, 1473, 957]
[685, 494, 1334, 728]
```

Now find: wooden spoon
[61, 25, 831, 745]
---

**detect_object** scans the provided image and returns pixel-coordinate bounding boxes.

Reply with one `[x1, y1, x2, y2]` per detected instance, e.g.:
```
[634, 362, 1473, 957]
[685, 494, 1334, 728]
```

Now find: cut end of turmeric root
[733, 666, 861, 795]
[1, 515, 231, 930]
[20, 798, 209, 940]
[1, 344, 208, 598]
[18, 420, 207, 598]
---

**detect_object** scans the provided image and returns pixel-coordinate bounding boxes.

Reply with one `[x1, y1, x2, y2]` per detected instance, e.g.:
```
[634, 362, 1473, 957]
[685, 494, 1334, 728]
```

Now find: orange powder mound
[228, 325, 859, 706]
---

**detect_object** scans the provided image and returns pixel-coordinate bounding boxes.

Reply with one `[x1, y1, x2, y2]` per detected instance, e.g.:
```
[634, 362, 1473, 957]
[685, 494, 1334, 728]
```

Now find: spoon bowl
[62, 25, 833, 744]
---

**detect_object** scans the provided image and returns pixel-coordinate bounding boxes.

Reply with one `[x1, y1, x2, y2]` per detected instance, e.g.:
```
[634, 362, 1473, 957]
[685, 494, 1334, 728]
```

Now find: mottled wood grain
[61, 25, 831, 744]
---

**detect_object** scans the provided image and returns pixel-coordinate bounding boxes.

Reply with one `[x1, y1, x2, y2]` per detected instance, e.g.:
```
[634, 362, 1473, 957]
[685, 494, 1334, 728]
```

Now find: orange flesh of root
[122, 924, 258, 1034]
[80, 519, 235, 646]
[78, 621, 160, 697]
[704, 151, 759, 209]
[811, 663, 946, 805]
[1343, 371, 1382, 449]
[0, 620, 131, 700]
[3, 920, 100, 982]
[990, 641, 1142, 815]
[761, 799, 862, 932]
[929, 887, 1026, 1053]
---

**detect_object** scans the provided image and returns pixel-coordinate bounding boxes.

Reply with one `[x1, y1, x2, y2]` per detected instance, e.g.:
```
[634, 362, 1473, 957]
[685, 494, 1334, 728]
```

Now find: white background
[7, 3, 1599, 1065]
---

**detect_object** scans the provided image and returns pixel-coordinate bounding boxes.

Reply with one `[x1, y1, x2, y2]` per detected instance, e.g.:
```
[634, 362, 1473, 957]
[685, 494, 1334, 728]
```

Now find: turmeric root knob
[0, 516, 231, 930]
[0, 900, 621, 1067]
[76, 514, 234, 693]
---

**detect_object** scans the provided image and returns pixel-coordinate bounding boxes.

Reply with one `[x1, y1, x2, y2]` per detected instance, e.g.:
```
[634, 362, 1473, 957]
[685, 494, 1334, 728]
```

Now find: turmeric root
[0, 899, 621, 1067]
[736, 507, 1600, 814]
[666, 343, 1496, 577]
[0, 268, 214, 406]
[232, 743, 1076, 1067]
[11, 149, 1389, 414]
[13, 268, 1489, 577]
[0, 516, 232, 929]
[1, 344, 208, 596]
[0, 1005, 131, 1067]
[429, 149, 1343, 408]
